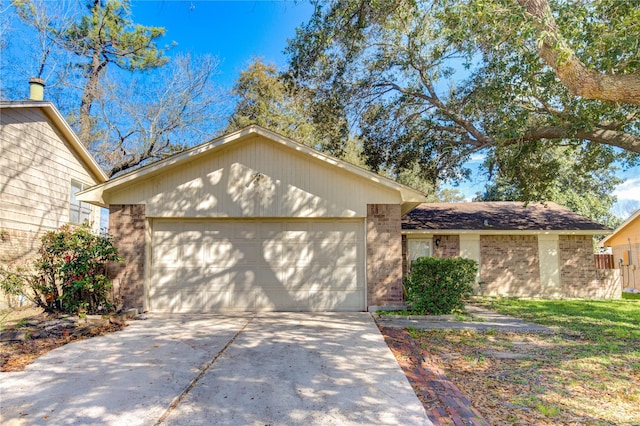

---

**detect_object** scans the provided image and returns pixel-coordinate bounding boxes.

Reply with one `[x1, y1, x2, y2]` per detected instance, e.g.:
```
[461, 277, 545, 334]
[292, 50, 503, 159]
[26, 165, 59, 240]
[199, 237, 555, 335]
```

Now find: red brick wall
[108, 204, 146, 309]
[479, 235, 541, 296]
[560, 235, 620, 298]
[367, 204, 403, 307]
[0, 228, 44, 267]
[433, 235, 459, 258]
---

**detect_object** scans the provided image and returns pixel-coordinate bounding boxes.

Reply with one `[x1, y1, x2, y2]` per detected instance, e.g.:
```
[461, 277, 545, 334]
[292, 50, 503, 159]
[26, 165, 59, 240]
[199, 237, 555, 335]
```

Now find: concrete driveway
[0, 313, 431, 425]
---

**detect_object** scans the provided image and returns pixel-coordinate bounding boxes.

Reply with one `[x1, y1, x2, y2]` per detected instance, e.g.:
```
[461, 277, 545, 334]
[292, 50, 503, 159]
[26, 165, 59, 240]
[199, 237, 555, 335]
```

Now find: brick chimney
[29, 77, 45, 101]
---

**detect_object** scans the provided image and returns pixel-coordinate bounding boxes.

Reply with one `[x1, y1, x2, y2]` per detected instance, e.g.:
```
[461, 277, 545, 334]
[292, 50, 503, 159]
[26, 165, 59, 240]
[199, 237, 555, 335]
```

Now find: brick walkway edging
[380, 327, 489, 426]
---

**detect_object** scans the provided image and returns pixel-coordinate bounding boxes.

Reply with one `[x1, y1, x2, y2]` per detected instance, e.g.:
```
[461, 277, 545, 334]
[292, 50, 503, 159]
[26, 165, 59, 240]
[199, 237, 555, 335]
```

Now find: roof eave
[1, 101, 108, 183]
[402, 229, 612, 236]
[78, 125, 427, 206]
[601, 209, 640, 246]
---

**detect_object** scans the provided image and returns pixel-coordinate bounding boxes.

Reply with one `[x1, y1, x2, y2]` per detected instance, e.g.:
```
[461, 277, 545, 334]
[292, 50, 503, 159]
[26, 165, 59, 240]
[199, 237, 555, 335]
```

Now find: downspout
[629, 238, 636, 290]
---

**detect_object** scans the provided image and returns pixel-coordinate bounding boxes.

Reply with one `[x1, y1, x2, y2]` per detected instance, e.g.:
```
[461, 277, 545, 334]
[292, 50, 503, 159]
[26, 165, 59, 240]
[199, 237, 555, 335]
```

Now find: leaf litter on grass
[406, 328, 639, 425]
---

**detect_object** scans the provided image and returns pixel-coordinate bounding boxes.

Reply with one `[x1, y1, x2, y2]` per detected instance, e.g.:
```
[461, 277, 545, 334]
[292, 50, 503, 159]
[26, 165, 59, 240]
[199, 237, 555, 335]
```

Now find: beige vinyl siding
[0, 107, 100, 261]
[107, 135, 400, 218]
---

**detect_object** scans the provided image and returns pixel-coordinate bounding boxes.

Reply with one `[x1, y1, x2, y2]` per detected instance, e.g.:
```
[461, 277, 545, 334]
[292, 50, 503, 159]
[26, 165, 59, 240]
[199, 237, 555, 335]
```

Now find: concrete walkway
[0, 313, 431, 426]
[375, 305, 555, 334]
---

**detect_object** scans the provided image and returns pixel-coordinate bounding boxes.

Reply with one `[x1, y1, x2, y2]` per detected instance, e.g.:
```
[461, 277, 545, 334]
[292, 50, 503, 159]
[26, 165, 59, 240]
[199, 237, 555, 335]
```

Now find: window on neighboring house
[69, 181, 92, 224]
[408, 238, 432, 268]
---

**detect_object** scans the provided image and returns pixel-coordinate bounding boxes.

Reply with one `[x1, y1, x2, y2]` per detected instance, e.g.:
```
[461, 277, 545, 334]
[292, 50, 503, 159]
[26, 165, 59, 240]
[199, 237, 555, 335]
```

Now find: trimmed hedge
[405, 256, 478, 315]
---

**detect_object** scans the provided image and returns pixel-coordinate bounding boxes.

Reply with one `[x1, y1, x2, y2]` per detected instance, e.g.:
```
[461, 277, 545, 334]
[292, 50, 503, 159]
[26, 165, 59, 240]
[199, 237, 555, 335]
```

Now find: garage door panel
[284, 266, 333, 291]
[153, 245, 179, 266]
[153, 267, 179, 288]
[176, 291, 205, 312]
[233, 241, 261, 265]
[150, 286, 186, 312]
[181, 243, 204, 266]
[308, 291, 363, 311]
[259, 222, 283, 238]
[332, 267, 362, 290]
[261, 241, 282, 264]
[202, 267, 231, 288]
[205, 241, 236, 266]
[151, 219, 364, 312]
[235, 222, 258, 239]
[203, 291, 229, 311]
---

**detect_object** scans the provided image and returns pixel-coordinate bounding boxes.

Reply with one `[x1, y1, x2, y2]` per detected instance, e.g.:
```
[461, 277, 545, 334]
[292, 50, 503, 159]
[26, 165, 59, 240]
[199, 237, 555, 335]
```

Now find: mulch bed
[379, 326, 488, 426]
[0, 311, 126, 372]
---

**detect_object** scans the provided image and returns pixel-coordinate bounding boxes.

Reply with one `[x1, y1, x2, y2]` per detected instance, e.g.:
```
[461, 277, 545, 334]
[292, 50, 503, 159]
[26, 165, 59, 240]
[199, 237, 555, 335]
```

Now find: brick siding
[0, 228, 44, 267]
[432, 235, 459, 258]
[479, 235, 541, 296]
[560, 235, 620, 298]
[0, 228, 46, 307]
[367, 204, 403, 307]
[108, 204, 146, 309]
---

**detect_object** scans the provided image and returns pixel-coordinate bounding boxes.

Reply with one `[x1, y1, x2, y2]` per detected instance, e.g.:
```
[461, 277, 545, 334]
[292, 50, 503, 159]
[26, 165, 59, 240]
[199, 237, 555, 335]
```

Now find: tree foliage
[93, 54, 225, 177]
[227, 57, 351, 157]
[6, 0, 225, 177]
[285, 0, 639, 218]
[228, 57, 470, 199]
[0, 224, 122, 314]
[477, 144, 622, 227]
[14, 0, 169, 143]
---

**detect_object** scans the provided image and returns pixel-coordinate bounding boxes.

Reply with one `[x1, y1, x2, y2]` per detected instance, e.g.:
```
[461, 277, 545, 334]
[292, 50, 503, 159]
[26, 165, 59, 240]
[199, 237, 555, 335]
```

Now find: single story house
[0, 92, 107, 307]
[78, 125, 425, 312]
[78, 125, 620, 312]
[403, 202, 619, 299]
[601, 209, 640, 291]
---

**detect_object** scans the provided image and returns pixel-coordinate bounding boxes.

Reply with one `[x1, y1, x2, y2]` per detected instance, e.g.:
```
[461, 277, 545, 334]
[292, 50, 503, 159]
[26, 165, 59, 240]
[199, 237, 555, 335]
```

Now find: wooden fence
[594, 254, 615, 270]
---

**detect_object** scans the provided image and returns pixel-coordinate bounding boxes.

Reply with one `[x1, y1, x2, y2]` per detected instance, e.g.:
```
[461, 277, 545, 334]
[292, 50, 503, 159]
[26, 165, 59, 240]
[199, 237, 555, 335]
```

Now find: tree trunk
[78, 50, 104, 146]
[519, 0, 640, 105]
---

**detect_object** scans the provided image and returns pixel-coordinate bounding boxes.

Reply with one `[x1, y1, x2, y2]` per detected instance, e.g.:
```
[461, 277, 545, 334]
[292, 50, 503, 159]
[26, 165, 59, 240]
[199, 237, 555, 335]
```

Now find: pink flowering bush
[1, 224, 121, 314]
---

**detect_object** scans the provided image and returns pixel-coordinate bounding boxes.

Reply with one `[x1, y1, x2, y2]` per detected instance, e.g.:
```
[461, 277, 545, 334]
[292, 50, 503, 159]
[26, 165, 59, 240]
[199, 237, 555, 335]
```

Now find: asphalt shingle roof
[402, 202, 610, 231]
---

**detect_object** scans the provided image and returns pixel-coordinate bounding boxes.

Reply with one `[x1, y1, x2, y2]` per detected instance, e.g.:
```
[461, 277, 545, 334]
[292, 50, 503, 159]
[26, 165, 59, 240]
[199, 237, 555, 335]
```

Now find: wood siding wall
[108, 135, 400, 218]
[0, 107, 100, 266]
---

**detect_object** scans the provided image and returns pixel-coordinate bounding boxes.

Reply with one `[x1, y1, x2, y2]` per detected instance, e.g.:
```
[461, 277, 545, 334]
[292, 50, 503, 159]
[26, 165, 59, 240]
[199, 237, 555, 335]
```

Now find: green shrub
[405, 257, 478, 315]
[1, 224, 122, 314]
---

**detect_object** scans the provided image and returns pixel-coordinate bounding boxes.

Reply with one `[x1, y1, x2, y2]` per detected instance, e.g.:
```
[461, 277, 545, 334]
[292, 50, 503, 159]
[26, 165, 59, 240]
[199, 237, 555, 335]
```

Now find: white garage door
[150, 219, 365, 312]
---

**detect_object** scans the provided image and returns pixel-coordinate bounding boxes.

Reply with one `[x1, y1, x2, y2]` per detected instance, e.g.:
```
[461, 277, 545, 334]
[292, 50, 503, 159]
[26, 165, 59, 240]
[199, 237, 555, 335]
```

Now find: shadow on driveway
[1, 313, 431, 425]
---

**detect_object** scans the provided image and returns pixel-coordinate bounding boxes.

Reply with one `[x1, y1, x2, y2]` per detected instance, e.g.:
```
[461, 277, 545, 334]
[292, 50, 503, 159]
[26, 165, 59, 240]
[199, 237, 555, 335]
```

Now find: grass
[472, 298, 640, 343]
[406, 298, 640, 425]
[622, 292, 640, 300]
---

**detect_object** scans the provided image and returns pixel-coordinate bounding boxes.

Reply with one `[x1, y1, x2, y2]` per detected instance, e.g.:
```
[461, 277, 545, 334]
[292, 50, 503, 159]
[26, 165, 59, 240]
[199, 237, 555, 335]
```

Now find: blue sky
[130, 0, 314, 89]
[4, 0, 638, 213]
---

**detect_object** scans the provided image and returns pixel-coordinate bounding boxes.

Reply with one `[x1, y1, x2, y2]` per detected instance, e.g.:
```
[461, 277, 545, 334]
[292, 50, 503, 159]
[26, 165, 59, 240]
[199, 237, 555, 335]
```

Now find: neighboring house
[402, 202, 619, 299]
[0, 100, 107, 306]
[78, 125, 425, 312]
[601, 209, 640, 291]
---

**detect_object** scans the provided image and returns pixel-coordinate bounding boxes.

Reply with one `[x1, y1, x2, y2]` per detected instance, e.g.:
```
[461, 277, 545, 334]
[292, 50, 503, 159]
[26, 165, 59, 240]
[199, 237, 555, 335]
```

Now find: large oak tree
[285, 0, 639, 218]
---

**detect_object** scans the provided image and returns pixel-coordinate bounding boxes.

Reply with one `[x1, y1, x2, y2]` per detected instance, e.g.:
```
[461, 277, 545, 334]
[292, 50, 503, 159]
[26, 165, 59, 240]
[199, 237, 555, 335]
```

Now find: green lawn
[408, 298, 640, 424]
[472, 298, 640, 344]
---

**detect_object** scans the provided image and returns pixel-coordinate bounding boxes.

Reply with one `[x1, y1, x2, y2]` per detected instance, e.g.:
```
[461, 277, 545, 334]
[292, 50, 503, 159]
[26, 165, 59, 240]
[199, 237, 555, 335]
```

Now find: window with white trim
[408, 238, 432, 266]
[69, 181, 92, 224]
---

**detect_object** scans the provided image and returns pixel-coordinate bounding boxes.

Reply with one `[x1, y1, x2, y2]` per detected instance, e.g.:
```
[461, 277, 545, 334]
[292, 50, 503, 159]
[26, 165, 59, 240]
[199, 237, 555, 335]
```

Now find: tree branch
[518, 0, 640, 105]
[518, 125, 640, 153]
